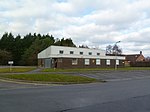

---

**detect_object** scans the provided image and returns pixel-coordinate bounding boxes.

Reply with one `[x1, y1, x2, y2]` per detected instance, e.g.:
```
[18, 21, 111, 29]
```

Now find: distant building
[125, 51, 145, 66]
[38, 45, 125, 69]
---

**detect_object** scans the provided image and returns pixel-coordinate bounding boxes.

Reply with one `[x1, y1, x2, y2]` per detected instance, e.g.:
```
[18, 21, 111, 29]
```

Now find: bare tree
[106, 44, 122, 55]
[106, 45, 113, 54]
[145, 56, 150, 61]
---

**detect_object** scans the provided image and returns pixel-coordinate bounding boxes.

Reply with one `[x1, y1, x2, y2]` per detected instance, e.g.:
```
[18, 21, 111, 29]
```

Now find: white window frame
[96, 59, 101, 65]
[106, 59, 110, 65]
[116, 59, 119, 65]
[72, 59, 78, 65]
[85, 59, 90, 65]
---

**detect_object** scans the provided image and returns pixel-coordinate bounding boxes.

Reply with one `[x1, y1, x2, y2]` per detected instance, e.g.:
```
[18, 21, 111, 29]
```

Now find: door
[44, 59, 52, 68]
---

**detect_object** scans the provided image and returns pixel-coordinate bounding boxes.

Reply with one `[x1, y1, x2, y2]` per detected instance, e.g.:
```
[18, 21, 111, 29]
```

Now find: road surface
[1, 73, 150, 112]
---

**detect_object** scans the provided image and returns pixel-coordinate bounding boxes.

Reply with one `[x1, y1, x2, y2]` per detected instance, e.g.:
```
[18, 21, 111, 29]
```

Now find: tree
[106, 45, 113, 54]
[79, 45, 89, 48]
[106, 44, 122, 55]
[54, 38, 76, 47]
[20, 36, 55, 66]
[0, 32, 77, 66]
[0, 49, 12, 65]
[145, 56, 150, 62]
[0, 32, 14, 51]
[12, 34, 24, 65]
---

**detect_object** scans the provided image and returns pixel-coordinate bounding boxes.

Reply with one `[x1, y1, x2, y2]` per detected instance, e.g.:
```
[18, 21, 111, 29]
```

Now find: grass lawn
[0, 67, 36, 73]
[119, 67, 150, 70]
[42, 67, 150, 72]
[42, 68, 114, 72]
[0, 74, 98, 84]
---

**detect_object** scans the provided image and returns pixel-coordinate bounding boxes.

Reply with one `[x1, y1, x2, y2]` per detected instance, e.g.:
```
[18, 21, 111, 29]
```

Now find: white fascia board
[101, 56, 126, 60]
[48, 54, 125, 60]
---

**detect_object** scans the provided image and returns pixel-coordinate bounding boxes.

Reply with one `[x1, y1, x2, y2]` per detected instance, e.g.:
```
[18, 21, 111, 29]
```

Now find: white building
[38, 45, 125, 68]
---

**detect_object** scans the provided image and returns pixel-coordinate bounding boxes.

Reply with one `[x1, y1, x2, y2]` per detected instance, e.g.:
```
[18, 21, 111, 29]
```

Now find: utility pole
[115, 41, 121, 70]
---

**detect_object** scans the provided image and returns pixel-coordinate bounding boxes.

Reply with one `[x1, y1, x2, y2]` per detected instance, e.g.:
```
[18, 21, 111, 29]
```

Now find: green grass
[42, 67, 150, 72]
[119, 67, 150, 70]
[42, 68, 114, 72]
[0, 67, 36, 73]
[0, 74, 98, 84]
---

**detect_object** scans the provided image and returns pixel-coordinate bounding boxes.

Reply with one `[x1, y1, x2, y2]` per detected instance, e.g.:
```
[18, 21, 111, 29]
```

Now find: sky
[0, 0, 150, 56]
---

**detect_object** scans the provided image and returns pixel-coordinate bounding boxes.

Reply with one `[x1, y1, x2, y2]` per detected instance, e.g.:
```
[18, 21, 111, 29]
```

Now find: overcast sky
[0, 0, 150, 56]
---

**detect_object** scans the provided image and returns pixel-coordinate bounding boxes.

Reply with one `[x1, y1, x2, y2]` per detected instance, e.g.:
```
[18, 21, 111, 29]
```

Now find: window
[116, 60, 119, 65]
[96, 59, 101, 65]
[59, 50, 64, 54]
[89, 52, 92, 55]
[106, 59, 110, 65]
[58, 59, 62, 62]
[70, 51, 74, 54]
[97, 53, 100, 56]
[80, 52, 83, 55]
[72, 59, 78, 65]
[85, 59, 90, 65]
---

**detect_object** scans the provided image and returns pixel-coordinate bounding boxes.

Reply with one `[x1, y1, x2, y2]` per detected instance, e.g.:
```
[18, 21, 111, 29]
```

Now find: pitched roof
[125, 54, 141, 62]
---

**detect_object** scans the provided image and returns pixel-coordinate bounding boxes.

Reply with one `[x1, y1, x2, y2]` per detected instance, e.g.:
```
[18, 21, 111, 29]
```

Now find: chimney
[140, 51, 142, 55]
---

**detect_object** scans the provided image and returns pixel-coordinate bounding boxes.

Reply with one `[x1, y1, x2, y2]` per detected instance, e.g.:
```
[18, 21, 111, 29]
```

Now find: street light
[114, 41, 121, 70]
[115, 41, 121, 44]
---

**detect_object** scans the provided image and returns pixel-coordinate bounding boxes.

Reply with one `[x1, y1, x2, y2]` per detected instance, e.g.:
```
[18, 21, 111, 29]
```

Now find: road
[0, 70, 150, 112]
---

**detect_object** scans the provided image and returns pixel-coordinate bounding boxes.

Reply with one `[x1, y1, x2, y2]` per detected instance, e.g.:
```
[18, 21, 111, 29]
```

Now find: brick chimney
[140, 51, 142, 55]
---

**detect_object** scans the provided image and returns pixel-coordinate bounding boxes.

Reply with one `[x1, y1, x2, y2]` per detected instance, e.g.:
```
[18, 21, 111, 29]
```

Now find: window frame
[89, 52, 92, 55]
[85, 59, 90, 65]
[59, 50, 64, 54]
[106, 59, 110, 65]
[80, 52, 83, 55]
[70, 51, 74, 54]
[96, 59, 101, 65]
[72, 58, 78, 65]
[116, 59, 119, 65]
[57, 59, 62, 63]
[97, 53, 100, 56]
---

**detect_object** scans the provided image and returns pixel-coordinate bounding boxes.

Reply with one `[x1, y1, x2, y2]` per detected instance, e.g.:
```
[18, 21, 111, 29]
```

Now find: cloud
[0, 0, 150, 56]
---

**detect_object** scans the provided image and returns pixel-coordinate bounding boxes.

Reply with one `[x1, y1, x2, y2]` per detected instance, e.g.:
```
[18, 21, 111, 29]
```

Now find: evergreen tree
[54, 38, 76, 47]
[20, 36, 55, 65]
[0, 49, 12, 65]
[0, 32, 76, 66]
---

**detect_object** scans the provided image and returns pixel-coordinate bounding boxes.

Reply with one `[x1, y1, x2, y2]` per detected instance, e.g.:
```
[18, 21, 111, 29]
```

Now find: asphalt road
[1, 71, 150, 112]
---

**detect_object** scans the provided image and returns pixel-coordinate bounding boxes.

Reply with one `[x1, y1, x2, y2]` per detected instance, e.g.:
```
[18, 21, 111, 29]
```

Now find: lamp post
[114, 41, 121, 70]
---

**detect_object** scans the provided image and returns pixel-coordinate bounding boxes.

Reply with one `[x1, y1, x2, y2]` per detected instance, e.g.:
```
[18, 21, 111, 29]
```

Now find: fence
[130, 62, 150, 67]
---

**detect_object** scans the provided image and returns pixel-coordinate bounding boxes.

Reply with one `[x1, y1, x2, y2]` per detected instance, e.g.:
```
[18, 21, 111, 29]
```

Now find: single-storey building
[38, 45, 125, 69]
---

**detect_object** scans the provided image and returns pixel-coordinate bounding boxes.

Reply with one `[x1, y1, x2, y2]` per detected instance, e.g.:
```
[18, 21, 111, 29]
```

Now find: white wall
[38, 45, 125, 60]
[50, 46, 105, 55]
[38, 46, 51, 59]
